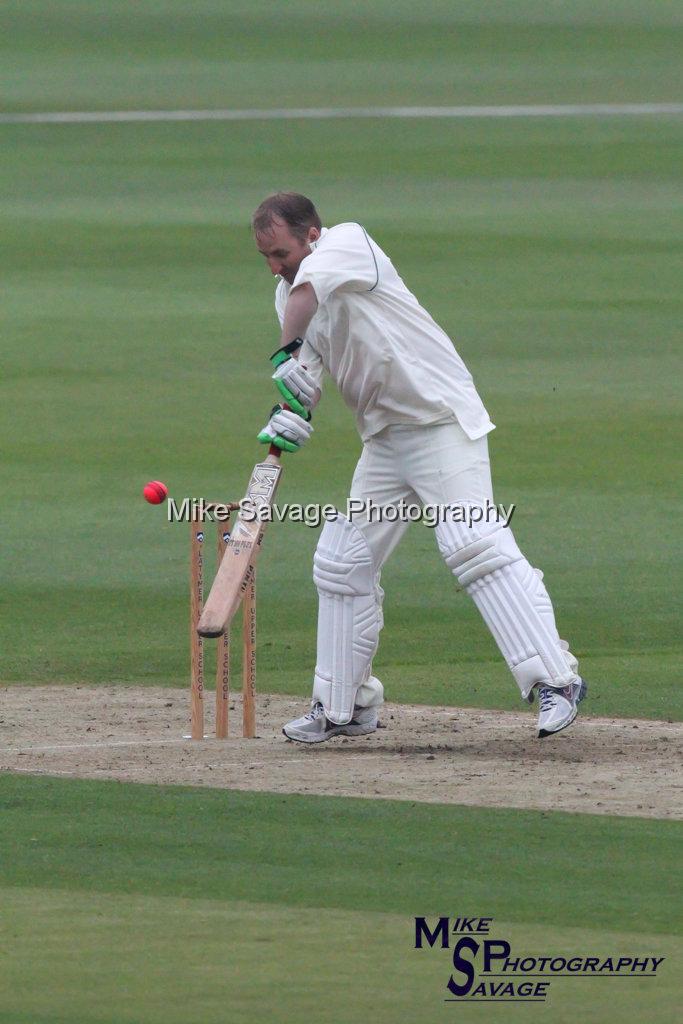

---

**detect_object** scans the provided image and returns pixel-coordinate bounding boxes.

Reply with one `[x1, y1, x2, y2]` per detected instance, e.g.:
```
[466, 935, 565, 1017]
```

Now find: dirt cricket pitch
[1, 686, 680, 820]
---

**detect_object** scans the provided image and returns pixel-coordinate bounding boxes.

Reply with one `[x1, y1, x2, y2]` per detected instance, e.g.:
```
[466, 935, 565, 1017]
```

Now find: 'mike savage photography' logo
[414, 916, 665, 1005]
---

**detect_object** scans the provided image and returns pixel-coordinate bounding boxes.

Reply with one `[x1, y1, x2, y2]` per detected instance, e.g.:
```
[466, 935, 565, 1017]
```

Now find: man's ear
[307, 226, 321, 244]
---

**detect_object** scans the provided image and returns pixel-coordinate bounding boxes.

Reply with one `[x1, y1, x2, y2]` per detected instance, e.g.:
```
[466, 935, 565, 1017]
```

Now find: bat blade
[197, 454, 282, 637]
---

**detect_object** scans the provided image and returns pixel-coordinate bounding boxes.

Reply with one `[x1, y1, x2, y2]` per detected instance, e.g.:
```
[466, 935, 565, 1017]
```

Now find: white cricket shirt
[274, 223, 494, 442]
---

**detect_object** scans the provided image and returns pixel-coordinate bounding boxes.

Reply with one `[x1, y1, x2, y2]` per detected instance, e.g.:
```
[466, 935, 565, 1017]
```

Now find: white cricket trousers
[344, 420, 574, 707]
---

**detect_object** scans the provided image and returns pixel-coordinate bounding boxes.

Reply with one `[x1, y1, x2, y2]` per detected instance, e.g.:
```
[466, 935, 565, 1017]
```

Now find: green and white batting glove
[257, 404, 313, 453]
[269, 339, 320, 416]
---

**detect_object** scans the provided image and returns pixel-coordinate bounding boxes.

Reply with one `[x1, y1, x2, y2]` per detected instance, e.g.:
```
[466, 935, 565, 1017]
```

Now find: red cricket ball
[143, 480, 168, 504]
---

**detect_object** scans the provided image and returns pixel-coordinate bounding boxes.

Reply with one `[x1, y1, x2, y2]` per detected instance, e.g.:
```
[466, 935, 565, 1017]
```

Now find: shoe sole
[282, 722, 377, 744]
[538, 679, 588, 739]
[538, 705, 578, 739]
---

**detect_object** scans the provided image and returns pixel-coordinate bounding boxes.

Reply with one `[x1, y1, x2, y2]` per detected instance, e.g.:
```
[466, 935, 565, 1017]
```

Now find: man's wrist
[269, 338, 303, 368]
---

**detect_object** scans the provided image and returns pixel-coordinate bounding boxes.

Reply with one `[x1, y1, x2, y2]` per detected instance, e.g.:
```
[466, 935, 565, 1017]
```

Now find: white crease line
[1, 746, 439, 762]
[2, 724, 678, 755]
[1, 746, 489, 765]
[3, 767, 117, 778]
[1, 103, 682, 125]
[1, 737, 408, 756]
[2, 720, 678, 754]
[3, 737, 225, 752]
[0, 753, 449, 774]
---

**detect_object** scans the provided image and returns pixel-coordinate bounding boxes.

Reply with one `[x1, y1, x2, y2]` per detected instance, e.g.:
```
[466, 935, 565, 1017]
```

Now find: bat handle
[268, 400, 292, 457]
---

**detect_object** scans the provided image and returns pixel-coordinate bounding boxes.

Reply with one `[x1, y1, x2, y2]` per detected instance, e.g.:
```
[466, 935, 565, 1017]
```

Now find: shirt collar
[308, 226, 328, 252]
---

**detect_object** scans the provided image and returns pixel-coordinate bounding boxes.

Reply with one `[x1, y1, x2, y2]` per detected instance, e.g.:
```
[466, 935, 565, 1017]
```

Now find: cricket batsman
[252, 192, 586, 743]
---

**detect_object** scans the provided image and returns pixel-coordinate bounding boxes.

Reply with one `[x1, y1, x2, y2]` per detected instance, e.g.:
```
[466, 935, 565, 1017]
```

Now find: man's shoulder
[329, 221, 363, 233]
[317, 222, 368, 248]
[327, 220, 366, 235]
[312, 223, 383, 269]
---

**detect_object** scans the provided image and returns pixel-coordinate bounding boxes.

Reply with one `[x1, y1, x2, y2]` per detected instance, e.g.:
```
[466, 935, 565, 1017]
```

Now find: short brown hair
[251, 192, 322, 242]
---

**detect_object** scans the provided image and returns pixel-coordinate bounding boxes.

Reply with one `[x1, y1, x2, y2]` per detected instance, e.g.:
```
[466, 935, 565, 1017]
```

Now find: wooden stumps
[189, 518, 205, 740]
[242, 567, 257, 738]
[189, 504, 256, 739]
[215, 526, 231, 739]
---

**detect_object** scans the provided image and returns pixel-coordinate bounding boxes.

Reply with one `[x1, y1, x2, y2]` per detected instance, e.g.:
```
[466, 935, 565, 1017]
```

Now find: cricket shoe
[283, 702, 379, 743]
[535, 678, 587, 738]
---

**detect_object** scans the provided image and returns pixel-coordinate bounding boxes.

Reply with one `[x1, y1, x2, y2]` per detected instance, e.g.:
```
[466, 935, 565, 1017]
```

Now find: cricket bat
[197, 448, 282, 637]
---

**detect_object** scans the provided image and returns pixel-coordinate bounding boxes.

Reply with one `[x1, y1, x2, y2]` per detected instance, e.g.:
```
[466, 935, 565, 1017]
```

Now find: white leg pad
[436, 511, 578, 699]
[312, 516, 380, 724]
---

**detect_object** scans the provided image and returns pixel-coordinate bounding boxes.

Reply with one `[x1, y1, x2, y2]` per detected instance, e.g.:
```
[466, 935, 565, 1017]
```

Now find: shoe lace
[304, 702, 326, 722]
[538, 687, 557, 713]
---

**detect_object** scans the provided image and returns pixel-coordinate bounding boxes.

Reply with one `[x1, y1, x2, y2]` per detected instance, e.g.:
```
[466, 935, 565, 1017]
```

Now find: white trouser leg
[393, 421, 579, 699]
[310, 420, 578, 708]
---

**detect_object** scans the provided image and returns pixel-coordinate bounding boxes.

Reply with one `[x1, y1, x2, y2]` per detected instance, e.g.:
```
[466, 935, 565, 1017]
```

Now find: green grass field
[0, 775, 680, 1023]
[1, 2, 681, 1021]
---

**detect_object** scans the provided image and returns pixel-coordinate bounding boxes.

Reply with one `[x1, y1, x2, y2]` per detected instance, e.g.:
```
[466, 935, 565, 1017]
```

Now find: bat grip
[269, 401, 293, 457]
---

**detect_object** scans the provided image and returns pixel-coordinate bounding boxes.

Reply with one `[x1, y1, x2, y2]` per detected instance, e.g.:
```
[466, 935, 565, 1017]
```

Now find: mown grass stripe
[1, 774, 680, 935]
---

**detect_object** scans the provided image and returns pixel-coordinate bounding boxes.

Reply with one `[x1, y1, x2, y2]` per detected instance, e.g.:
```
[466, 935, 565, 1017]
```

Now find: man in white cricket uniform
[253, 192, 586, 742]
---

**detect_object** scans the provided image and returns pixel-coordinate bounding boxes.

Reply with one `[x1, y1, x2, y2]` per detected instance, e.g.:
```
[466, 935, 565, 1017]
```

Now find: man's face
[255, 217, 320, 285]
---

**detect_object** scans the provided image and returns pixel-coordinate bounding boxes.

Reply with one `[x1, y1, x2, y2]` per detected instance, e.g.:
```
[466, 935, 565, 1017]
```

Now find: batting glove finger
[257, 407, 313, 452]
[272, 360, 321, 410]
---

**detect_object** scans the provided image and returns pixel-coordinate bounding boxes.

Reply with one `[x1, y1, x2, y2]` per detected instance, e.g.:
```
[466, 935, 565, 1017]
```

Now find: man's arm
[280, 282, 318, 347]
[270, 281, 322, 416]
